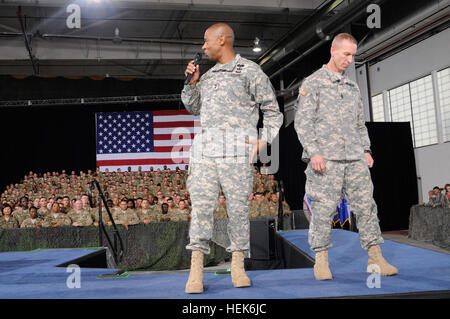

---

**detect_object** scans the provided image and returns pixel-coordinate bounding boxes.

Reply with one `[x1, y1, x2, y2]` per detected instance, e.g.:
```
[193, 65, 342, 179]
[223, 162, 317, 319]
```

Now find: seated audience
[136, 198, 157, 224]
[0, 165, 284, 229]
[0, 204, 19, 228]
[21, 206, 45, 228]
[114, 199, 140, 230]
[43, 202, 72, 227]
[67, 200, 93, 227]
[422, 186, 445, 208]
[213, 194, 228, 219]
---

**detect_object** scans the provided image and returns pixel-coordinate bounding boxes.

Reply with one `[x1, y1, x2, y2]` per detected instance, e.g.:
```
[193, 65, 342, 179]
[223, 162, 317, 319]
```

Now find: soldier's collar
[321, 64, 345, 83]
[211, 54, 241, 72]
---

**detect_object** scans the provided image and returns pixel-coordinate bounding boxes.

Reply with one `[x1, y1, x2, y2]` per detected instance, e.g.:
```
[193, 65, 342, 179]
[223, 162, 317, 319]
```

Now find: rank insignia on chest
[235, 63, 245, 73]
[299, 87, 308, 96]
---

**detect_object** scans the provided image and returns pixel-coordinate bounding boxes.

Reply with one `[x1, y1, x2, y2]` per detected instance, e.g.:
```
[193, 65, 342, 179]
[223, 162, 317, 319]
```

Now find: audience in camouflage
[0, 165, 284, 228]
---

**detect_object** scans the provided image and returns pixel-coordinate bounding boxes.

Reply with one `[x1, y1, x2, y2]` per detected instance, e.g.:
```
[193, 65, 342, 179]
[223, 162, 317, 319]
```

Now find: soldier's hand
[311, 154, 326, 174]
[143, 219, 150, 225]
[184, 60, 200, 85]
[365, 152, 374, 168]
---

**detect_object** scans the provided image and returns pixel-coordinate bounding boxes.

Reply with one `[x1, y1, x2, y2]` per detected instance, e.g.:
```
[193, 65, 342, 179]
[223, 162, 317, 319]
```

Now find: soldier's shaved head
[331, 33, 357, 48]
[206, 23, 235, 46]
[329, 32, 357, 73]
[202, 22, 236, 63]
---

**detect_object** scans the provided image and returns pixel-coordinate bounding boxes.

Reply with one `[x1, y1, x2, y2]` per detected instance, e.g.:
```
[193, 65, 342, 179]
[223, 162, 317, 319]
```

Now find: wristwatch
[364, 150, 372, 155]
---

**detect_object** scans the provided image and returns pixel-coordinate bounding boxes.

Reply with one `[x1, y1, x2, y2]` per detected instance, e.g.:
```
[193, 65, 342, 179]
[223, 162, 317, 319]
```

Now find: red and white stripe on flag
[96, 110, 200, 172]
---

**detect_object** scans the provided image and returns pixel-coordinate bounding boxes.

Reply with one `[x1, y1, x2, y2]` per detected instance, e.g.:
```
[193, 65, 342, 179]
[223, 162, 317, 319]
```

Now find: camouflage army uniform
[249, 200, 270, 218]
[114, 209, 140, 226]
[37, 208, 50, 218]
[67, 209, 94, 226]
[178, 208, 191, 221]
[0, 216, 19, 228]
[43, 213, 72, 227]
[136, 208, 157, 223]
[152, 203, 162, 215]
[424, 192, 445, 207]
[294, 64, 383, 252]
[90, 206, 112, 225]
[181, 53, 283, 254]
[164, 209, 184, 222]
[444, 194, 450, 208]
[267, 201, 279, 218]
[12, 208, 30, 226]
[248, 201, 259, 218]
[21, 217, 45, 228]
[214, 204, 228, 219]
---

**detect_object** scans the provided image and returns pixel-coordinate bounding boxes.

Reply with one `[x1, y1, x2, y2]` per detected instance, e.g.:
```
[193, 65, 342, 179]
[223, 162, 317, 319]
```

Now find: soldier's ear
[217, 34, 226, 46]
[330, 46, 336, 57]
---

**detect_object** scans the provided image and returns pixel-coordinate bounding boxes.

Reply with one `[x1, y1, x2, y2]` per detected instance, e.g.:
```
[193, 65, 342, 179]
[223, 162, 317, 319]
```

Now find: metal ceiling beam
[260, 0, 386, 77]
[356, 0, 450, 63]
[0, 0, 318, 13]
[0, 94, 183, 108]
[17, 6, 38, 75]
[0, 36, 255, 60]
[256, 0, 345, 67]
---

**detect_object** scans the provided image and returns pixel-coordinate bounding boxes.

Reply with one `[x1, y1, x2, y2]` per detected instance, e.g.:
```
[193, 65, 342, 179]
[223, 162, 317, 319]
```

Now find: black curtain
[366, 122, 418, 231]
[0, 75, 183, 100]
[275, 122, 306, 211]
[0, 75, 185, 188]
[0, 101, 182, 190]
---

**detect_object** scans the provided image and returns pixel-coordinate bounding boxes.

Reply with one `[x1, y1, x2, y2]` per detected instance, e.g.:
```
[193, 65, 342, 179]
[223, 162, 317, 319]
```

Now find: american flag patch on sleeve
[299, 87, 308, 96]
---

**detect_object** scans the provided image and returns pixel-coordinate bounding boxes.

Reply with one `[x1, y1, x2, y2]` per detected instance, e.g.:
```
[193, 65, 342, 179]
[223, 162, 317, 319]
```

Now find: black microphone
[184, 52, 202, 85]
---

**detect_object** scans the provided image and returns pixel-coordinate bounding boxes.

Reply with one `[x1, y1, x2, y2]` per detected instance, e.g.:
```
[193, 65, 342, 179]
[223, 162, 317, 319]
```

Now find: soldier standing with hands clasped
[181, 23, 283, 293]
[294, 33, 397, 280]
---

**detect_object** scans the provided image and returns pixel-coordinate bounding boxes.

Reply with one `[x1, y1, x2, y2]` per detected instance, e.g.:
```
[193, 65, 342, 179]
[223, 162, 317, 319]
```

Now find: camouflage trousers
[305, 159, 383, 252]
[186, 156, 253, 254]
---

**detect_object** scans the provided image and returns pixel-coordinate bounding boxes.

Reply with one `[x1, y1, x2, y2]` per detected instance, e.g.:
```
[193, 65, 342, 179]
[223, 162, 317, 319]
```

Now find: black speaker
[291, 210, 310, 229]
[249, 218, 276, 260]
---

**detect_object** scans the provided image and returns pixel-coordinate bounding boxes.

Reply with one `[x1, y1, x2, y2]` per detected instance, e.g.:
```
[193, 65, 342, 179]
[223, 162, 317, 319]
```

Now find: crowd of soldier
[0, 166, 289, 229]
[421, 184, 450, 209]
[0, 195, 192, 229]
[1, 166, 189, 204]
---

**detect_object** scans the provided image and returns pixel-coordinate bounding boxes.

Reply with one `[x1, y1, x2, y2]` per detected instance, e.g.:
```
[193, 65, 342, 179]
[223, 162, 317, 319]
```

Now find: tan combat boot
[185, 250, 204, 293]
[231, 251, 251, 288]
[367, 245, 398, 276]
[314, 250, 333, 280]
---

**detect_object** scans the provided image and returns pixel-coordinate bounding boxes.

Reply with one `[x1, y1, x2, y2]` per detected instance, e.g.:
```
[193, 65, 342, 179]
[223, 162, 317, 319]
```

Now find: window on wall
[410, 75, 437, 147]
[371, 94, 384, 121]
[388, 83, 413, 123]
[372, 70, 447, 148]
[437, 67, 450, 142]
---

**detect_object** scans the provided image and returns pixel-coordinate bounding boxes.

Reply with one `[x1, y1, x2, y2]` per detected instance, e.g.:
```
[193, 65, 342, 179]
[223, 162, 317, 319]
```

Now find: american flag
[95, 110, 200, 172]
